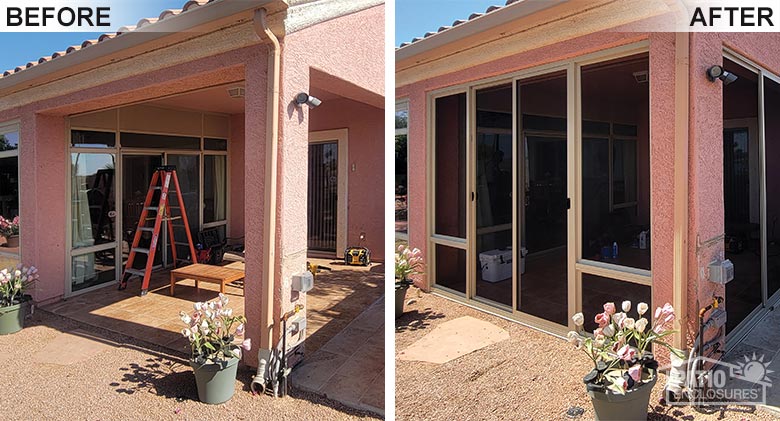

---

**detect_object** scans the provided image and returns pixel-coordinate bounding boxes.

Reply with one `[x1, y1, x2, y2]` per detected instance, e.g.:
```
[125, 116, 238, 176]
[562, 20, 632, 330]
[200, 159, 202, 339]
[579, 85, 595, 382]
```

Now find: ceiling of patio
[148, 83, 246, 115]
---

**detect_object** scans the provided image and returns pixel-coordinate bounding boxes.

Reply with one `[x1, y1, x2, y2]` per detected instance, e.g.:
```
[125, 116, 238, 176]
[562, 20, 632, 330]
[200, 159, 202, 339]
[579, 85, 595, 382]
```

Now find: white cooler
[479, 248, 528, 282]
[480, 249, 513, 282]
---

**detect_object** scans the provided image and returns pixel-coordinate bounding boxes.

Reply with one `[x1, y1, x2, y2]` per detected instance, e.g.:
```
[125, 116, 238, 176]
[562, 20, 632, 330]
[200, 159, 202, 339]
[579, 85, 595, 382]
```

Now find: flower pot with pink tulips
[395, 244, 424, 319]
[180, 293, 251, 404]
[568, 301, 683, 421]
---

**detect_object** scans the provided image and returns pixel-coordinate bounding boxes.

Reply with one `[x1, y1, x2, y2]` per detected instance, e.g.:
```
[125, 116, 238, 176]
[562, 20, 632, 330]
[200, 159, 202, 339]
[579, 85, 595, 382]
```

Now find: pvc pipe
[253, 7, 281, 353]
[251, 348, 273, 395]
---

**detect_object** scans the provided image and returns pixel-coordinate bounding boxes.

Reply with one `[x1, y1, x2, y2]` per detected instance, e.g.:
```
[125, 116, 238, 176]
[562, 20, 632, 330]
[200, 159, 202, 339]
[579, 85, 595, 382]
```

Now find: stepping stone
[397, 316, 509, 364]
[32, 330, 115, 365]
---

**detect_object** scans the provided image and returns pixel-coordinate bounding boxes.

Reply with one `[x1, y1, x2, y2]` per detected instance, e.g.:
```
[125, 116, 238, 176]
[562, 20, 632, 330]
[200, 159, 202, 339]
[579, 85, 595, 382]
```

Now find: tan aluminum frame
[426, 41, 653, 337]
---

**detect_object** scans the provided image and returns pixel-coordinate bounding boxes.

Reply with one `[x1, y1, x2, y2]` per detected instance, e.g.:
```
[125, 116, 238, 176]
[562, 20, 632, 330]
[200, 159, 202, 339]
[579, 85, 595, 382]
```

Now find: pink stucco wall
[308, 97, 385, 260]
[277, 4, 384, 326]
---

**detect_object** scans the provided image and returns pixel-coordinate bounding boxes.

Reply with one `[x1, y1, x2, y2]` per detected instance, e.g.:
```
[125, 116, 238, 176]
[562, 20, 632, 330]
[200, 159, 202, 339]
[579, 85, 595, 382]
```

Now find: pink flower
[603, 302, 616, 315]
[235, 323, 245, 336]
[617, 345, 637, 361]
[241, 338, 252, 351]
[628, 365, 642, 382]
[594, 312, 610, 328]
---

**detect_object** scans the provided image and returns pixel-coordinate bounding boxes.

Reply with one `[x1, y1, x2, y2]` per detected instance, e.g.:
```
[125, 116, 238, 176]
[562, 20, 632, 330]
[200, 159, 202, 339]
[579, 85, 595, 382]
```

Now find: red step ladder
[119, 166, 198, 296]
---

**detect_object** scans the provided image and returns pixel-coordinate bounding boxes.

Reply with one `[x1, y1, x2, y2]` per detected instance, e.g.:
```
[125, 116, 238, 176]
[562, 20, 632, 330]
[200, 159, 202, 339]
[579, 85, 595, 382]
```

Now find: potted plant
[395, 244, 424, 319]
[180, 293, 251, 404]
[0, 264, 38, 335]
[0, 216, 19, 248]
[567, 301, 683, 421]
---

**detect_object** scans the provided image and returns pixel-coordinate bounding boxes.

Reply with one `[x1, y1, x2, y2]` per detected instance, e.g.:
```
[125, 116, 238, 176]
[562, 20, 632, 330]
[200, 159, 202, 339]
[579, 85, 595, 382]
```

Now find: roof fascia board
[396, 0, 672, 87]
[0, 0, 284, 94]
[395, 0, 567, 62]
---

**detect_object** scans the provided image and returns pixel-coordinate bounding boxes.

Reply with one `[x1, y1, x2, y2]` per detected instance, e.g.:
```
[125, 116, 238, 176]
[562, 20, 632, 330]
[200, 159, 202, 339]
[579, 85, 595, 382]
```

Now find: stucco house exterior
[396, 0, 780, 357]
[0, 0, 384, 366]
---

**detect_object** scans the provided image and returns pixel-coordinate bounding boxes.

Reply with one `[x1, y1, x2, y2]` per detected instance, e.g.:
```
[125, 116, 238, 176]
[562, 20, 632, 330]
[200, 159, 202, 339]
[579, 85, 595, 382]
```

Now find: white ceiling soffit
[284, 0, 384, 34]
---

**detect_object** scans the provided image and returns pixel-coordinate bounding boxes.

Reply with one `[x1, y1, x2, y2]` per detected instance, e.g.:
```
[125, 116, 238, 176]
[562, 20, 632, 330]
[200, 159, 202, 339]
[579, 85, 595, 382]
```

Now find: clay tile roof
[0, 0, 218, 80]
[397, 1, 515, 49]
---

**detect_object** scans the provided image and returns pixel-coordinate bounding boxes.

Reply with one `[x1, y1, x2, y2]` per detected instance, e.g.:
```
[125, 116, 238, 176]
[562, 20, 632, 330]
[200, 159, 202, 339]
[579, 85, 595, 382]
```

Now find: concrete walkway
[291, 296, 384, 416]
[723, 307, 780, 411]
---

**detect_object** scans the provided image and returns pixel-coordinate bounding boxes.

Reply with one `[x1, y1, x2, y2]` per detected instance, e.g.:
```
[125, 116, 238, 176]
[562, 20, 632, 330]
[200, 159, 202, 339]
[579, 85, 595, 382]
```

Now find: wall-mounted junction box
[709, 259, 734, 284]
[292, 271, 314, 292]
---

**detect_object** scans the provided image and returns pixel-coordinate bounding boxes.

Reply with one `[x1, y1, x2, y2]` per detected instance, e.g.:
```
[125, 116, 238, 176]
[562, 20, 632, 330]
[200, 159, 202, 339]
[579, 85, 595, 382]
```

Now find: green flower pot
[0, 301, 27, 335]
[588, 375, 657, 421]
[395, 285, 409, 319]
[191, 357, 239, 404]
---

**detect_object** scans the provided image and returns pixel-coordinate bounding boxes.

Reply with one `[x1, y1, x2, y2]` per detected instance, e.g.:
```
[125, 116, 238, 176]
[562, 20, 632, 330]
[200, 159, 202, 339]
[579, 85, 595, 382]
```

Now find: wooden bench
[170, 263, 245, 297]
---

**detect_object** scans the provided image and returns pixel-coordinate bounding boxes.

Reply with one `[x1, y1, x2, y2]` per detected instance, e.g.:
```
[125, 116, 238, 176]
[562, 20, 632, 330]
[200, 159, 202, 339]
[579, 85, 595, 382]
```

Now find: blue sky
[396, 0, 501, 46]
[0, 0, 184, 72]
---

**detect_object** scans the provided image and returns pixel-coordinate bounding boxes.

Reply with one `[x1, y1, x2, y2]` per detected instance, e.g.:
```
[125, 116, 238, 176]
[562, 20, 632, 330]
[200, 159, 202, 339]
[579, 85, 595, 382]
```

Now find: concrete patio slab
[291, 296, 384, 416]
[32, 329, 116, 365]
[397, 315, 509, 364]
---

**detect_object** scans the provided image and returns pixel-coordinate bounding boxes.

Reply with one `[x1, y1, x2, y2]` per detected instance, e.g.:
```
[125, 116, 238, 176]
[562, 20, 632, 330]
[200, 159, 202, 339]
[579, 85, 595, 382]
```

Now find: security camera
[294, 93, 322, 108]
[707, 65, 738, 86]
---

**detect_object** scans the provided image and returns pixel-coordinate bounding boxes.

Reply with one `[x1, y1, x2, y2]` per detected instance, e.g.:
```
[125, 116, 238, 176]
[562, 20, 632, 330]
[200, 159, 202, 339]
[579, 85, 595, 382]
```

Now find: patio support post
[672, 32, 690, 350]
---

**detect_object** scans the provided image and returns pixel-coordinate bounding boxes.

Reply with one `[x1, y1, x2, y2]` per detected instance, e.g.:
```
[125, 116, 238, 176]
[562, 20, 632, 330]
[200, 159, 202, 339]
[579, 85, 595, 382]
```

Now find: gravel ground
[0, 310, 380, 421]
[395, 289, 780, 420]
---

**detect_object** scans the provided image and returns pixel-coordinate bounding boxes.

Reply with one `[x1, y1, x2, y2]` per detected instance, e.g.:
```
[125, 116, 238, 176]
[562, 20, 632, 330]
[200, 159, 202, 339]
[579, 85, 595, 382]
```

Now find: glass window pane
[475, 83, 513, 307]
[581, 54, 650, 271]
[395, 109, 408, 130]
[0, 156, 19, 253]
[72, 130, 115, 148]
[613, 138, 637, 205]
[72, 249, 116, 292]
[517, 71, 569, 324]
[582, 273, 651, 332]
[120, 133, 199, 150]
[71, 153, 116, 249]
[167, 155, 200, 260]
[435, 244, 466, 294]
[0, 131, 19, 151]
[723, 58, 762, 334]
[204, 138, 227, 151]
[765, 76, 780, 300]
[204, 155, 227, 223]
[435, 93, 467, 238]
[395, 132, 408, 234]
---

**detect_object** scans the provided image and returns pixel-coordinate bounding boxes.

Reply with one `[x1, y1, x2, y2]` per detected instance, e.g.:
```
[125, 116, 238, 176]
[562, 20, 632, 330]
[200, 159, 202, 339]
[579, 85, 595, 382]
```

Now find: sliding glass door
[428, 47, 652, 333]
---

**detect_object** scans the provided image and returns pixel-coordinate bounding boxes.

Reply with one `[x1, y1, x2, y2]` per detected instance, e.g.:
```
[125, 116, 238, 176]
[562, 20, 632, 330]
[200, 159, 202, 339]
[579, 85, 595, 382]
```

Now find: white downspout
[251, 7, 281, 394]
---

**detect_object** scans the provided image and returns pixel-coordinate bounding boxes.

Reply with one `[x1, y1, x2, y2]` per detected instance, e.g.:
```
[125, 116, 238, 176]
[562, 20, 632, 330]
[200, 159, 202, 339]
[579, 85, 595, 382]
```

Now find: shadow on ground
[395, 308, 446, 333]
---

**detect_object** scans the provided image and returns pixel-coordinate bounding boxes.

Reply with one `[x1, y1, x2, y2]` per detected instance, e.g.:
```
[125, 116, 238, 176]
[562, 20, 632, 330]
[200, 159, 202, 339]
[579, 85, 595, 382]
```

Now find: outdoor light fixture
[707, 65, 738, 85]
[632, 71, 649, 84]
[294, 93, 322, 108]
[227, 87, 245, 99]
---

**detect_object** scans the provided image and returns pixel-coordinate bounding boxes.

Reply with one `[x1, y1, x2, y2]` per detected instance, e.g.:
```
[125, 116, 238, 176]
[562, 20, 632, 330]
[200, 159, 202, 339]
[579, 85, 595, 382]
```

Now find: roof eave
[0, 0, 286, 95]
[396, 0, 567, 63]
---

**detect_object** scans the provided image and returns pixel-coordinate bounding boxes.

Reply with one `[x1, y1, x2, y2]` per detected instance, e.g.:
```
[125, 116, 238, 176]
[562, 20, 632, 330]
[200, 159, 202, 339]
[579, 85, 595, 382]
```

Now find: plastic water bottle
[613, 242, 619, 259]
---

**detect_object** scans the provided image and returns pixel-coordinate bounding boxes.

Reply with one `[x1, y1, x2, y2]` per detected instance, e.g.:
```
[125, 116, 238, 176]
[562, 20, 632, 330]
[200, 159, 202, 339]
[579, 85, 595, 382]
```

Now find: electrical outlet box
[709, 259, 734, 284]
[292, 271, 314, 292]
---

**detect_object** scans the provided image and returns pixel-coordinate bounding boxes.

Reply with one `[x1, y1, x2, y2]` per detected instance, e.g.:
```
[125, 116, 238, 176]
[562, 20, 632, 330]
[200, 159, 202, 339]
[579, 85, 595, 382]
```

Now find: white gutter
[0, 0, 278, 93]
[395, 0, 567, 62]
[253, 8, 281, 353]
